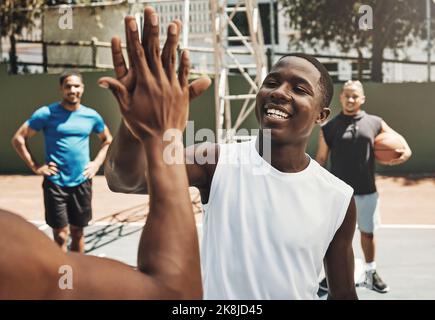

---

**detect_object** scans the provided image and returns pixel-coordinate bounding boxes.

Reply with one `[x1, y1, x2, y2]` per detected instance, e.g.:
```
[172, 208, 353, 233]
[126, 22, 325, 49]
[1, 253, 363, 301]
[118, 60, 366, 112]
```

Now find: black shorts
[42, 178, 93, 229]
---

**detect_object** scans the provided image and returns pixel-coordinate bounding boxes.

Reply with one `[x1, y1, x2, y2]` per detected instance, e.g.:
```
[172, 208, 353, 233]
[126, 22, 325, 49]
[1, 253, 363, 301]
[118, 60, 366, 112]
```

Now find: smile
[263, 104, 292, 120]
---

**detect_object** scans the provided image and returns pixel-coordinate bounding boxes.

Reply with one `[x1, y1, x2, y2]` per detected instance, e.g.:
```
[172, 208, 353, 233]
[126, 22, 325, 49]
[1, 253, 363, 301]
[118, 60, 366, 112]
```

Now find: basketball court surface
[1, 174, 434, 299]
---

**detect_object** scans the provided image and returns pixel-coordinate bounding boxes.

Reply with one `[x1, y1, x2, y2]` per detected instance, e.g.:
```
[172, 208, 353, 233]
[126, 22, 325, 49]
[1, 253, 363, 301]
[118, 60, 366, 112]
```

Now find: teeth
[266, 108, 289, 119]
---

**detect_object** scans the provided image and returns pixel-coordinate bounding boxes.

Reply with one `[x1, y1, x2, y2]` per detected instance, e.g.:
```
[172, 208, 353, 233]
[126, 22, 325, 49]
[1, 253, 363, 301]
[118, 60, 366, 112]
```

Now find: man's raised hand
[99, 7, 211, 141]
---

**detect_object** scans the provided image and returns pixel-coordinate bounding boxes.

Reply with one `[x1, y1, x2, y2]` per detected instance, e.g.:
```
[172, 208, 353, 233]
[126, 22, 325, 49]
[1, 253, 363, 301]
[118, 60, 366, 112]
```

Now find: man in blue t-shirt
[12, 71, 113, 253]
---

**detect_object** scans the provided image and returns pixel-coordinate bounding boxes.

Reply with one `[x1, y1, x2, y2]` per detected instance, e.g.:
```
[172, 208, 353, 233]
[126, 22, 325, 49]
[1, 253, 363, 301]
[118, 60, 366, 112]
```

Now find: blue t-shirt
[27, 102, 105, 187]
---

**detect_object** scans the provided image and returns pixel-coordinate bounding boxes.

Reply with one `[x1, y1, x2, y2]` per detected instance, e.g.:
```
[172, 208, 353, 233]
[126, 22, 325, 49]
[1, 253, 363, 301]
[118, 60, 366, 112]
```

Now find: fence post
[91, 37, 98, 68]
[266, 47, 273, 72]
[9, 35, 18, 74]
[357, 49, 363, 81]
[42, 42, 48, 73]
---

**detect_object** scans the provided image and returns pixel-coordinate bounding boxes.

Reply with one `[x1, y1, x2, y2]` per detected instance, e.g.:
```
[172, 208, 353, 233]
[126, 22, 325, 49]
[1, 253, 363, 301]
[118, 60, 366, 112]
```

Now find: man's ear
[315, 107, 331, 124]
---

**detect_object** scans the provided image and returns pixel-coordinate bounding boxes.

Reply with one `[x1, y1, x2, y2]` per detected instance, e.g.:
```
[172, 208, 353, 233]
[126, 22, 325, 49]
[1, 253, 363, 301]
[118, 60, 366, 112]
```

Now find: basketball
[374, 132, 404, 165]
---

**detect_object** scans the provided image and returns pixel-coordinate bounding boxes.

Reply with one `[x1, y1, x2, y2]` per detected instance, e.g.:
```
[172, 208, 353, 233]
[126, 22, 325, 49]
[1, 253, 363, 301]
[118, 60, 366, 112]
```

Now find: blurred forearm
[104, 121, 149, 194]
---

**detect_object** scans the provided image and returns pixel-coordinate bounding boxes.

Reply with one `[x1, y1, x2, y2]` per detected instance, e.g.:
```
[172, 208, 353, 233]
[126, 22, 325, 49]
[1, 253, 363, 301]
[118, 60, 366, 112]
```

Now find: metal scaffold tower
[210, 0, 267, 142]
[134, 0, 267, 142]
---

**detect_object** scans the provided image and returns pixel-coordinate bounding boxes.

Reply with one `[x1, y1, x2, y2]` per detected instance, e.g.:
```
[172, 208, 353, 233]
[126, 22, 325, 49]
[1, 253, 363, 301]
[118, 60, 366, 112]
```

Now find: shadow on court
[84, 223, 143, 253]
[84, 203, 148, 253]
[388, 174, 435, 186]
[82, 193, 204, 253]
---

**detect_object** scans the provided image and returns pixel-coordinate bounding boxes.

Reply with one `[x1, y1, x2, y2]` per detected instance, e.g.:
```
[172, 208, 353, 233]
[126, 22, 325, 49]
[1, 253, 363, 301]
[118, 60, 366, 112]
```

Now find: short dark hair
[59, 70, 83, 86]
[274, 53, 334, 109]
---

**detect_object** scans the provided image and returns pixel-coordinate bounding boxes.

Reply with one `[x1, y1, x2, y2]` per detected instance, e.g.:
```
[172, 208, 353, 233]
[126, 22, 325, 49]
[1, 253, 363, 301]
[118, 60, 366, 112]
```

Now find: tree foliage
[280, 0, 435, 81]
[0, 0, 44, 37]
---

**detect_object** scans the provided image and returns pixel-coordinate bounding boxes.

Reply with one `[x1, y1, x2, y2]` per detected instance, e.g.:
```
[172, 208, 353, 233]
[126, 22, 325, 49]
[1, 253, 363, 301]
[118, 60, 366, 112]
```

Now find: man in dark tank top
[316, 80, 412, 294]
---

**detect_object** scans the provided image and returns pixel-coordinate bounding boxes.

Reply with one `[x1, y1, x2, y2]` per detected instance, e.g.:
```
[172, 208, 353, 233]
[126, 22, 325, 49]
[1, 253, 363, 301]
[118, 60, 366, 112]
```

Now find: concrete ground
[353, 228, 435, 300]
[30, 222, 435, 300]
[1, 174, 434, 299]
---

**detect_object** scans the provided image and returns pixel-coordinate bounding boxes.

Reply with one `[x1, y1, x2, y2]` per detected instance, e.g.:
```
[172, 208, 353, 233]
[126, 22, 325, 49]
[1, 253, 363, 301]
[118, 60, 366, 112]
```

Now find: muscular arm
[0, 209, 172, 299]
[104, 120, 149, 193]
[324, 197, 358, 300]
[93, 125, 113, 166]
[315, 129, 329, 167]
[11, 122, 40, 173]
[104, 126, 218, 195]
[11, 122, 59, 176]
[380, 120, 412, 165]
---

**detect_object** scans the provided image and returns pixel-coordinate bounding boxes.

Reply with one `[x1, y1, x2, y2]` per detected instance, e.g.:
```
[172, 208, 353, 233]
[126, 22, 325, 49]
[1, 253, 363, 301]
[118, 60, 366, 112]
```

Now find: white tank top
[200, 139, 353, 299]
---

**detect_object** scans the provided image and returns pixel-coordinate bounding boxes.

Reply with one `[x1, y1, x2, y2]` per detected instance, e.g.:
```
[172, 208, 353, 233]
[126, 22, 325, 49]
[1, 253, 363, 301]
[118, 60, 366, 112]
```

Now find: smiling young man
[199, 54, 357, 300]
[105, 10, 358, 298]
[11, 71, 113, 253]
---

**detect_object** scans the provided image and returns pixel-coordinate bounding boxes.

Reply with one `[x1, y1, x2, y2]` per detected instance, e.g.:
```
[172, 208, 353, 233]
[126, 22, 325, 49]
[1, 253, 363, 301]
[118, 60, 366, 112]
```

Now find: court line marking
[30, 220, 435, 230]
[31, 220, 203, 228]
[380, 224, 435, 229]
